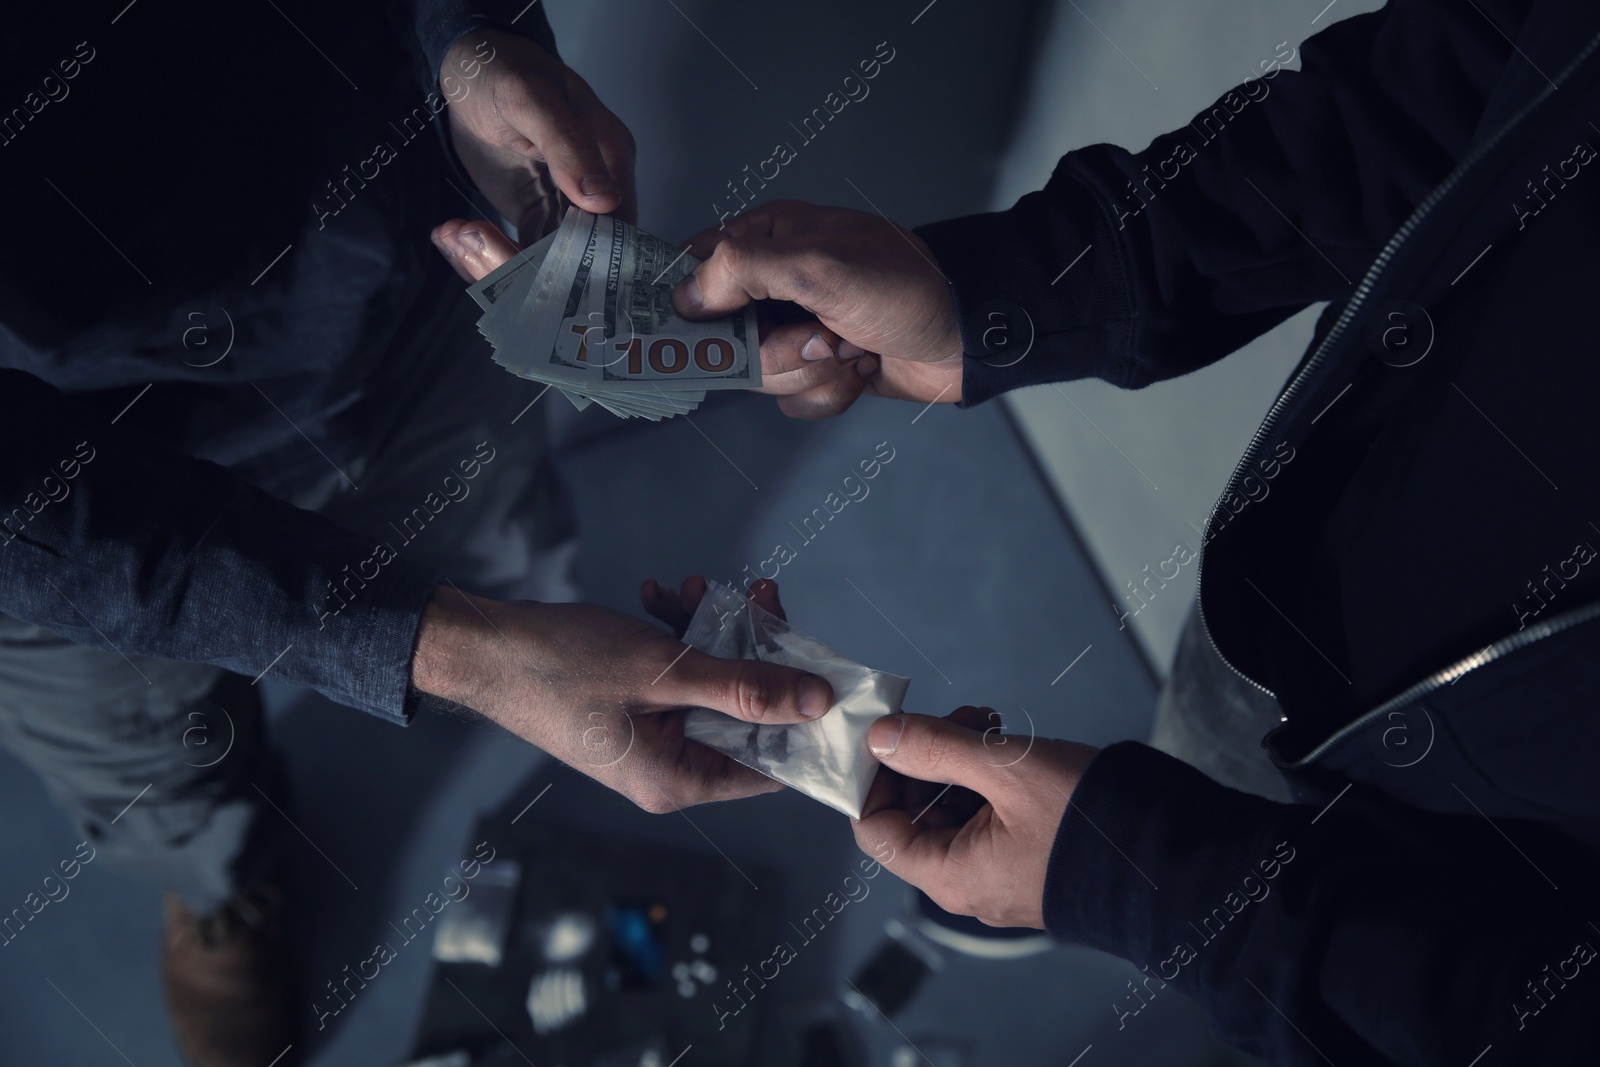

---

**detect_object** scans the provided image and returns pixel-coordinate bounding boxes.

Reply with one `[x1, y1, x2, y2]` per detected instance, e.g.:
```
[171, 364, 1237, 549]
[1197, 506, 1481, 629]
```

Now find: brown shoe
[162, 882, 300, 1067]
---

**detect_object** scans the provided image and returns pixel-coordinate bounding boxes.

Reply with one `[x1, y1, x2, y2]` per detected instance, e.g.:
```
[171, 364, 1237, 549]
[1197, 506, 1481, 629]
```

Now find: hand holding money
[457, 209, 761, 420]
[441, 29, 636, 235]
[672, 200, 964, 419]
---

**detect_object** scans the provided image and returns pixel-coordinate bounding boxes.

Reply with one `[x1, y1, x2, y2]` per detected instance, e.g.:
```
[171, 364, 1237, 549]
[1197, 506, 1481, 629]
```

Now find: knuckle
[732, 663, 776, 722]
[632, 786, 677, 815]
[551, 132, 589, 166]
[790, 248, 847, 307]
[918, 726, 958, 774]
[932, 883, 972, 917]
[487, 122, 528, 153]
[804, 378, 860, 420]
[778, 394, 818, 420]
[715, 237, 750, 278]
[784, 251, 830, 300]
[943, 874, 981, 917]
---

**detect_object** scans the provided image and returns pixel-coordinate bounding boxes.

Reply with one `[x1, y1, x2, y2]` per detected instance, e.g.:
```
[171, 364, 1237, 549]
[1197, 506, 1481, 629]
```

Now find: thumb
[431, 219, 520, 282]
[505, 79, 623, 215]
[658, 649, 834, 725]
[867, 714, 1007, 800]
[674, 237, 831, 320]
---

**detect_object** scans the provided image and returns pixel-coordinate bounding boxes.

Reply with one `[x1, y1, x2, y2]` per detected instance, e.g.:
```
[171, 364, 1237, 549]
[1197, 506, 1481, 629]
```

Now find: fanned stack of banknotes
[467, 209, 761, 419]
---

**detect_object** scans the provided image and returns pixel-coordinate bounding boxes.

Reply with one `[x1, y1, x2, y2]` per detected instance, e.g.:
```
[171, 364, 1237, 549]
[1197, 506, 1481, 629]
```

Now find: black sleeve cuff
[1043, 741, 1296, 965]
[415, 0, 558, 88]
[914, 172, 1139, 406]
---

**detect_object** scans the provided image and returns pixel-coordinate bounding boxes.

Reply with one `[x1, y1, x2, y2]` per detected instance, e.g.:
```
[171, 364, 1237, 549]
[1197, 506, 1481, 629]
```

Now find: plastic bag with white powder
[680, 581, 911, 819]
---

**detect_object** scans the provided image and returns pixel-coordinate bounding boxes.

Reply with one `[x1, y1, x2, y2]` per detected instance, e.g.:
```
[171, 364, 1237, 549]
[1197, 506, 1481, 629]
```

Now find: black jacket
[918, 0, 1600, 1063]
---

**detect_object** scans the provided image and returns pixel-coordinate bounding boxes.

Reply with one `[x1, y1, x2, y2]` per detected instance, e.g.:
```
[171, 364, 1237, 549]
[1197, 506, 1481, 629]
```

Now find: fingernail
[798, 674, 831, 719]
[581, 175, 618, 199]
[868, 715, 905, 757]
[457, 229, 486, 255]
[678, 275, 703, 312]
[856, 354, 880, 378]
[801, 333, 834, 362]
[839, 340, 868, 361]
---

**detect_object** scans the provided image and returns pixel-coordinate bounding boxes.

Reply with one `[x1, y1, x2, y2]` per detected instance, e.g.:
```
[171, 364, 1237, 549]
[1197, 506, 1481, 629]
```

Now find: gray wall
[997, 0, 1385, 671]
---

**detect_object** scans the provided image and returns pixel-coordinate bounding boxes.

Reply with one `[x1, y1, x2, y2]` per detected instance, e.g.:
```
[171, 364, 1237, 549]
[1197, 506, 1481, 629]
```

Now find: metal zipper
[1194, 23, 1600, 709]
[1291, 597, 1600, 767]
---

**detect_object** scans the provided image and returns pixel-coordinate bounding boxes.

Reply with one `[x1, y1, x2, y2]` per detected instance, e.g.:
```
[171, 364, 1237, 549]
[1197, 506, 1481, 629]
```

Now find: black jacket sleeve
[0, 370, 439, 724]
[1047, 742, 1600, 1065]
[915, 0, 1525, 402]
[402, 0, 562, 223]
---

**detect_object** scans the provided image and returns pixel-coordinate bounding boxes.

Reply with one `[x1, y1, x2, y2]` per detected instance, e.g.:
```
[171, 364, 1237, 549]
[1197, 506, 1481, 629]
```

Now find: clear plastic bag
[681, 581, 911, 818]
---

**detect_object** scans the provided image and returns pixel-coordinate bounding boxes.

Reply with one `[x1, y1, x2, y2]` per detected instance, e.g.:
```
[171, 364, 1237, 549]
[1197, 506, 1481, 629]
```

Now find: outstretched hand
[852, 707, 1099, 929]
[410, 579, 831, 812]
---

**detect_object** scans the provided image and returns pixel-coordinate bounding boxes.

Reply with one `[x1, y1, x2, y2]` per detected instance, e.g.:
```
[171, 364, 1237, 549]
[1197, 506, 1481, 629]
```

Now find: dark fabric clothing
[1321, 194, 1600, 709]
[0, 0, 556, 722]
[918, 0, 1600, 1063]
[412, 0, 558, 82]
[0, 264, 573, 910]
[1048, 740, 1600, 1066]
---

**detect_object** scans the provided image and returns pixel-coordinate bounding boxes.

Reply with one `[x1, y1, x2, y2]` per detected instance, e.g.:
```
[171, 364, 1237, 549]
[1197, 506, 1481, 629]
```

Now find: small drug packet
[431, 860, 522, 966]
[680, 581, 911, 819]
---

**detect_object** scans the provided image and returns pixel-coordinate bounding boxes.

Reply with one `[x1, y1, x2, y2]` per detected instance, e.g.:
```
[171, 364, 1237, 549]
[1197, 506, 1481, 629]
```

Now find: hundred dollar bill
[468, 227, 593, 412]
[466, 228, 557, 317]
[581, 215, 706, 413]
[490, 214, 685, 418]
[516, 212, 704, 417]
[552, 215, 699, 417]
[510, 208, 601, 385]
[589, 212, 759, 392]
[489, 212, 675, 417]
[462, 208, 761, 420]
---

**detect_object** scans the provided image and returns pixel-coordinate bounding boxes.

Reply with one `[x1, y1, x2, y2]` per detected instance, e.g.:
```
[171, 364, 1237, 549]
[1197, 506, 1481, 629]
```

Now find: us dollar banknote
[466, 208, 759, 420]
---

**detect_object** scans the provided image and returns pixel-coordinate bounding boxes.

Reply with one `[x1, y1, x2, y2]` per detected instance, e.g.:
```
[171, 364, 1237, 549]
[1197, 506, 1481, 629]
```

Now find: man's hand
[441, 29, 636, 243]
[410, 579, 832, 812]
[852, 707, 1099, 929]
[672, 201, 965, 420]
